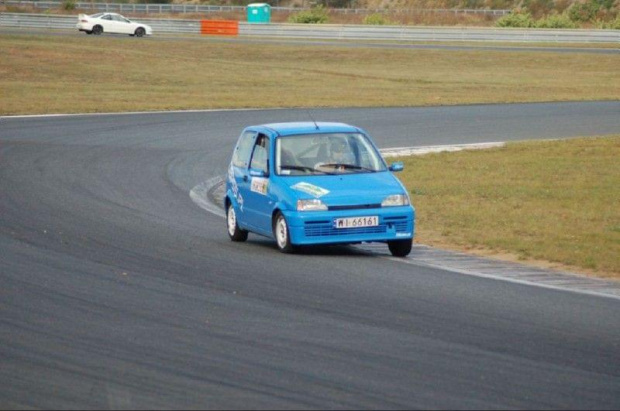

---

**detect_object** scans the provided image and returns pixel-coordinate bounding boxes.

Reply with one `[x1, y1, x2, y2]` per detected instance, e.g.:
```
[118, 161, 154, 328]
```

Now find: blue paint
[226, 122, 415, 250]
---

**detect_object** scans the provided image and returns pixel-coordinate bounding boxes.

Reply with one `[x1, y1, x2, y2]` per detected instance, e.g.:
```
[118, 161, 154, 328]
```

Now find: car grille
[304, 216, 409, 237]
[327, 203, 381, 211]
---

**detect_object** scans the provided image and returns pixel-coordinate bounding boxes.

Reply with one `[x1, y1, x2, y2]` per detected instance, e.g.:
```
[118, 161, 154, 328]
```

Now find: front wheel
[227, 204, 248, 242]
[388, 239, 412, 257]
[273, 212, 296, 254]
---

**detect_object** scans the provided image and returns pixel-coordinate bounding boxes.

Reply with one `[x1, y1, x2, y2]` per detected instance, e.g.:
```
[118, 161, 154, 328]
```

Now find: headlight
[382, 194, 409, 207]
[297, 199, 328, 211]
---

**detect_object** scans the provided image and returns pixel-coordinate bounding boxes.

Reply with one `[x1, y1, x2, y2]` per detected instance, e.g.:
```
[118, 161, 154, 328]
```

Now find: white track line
[381, 142, 505, 157]
[1, 107, 282, 120]
[189, 176, 226, 219]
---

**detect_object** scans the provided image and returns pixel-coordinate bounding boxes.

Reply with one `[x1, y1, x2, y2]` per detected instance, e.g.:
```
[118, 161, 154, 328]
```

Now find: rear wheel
[273, 212, 296, 254]
[135, 27, 145, 37]
[226, 203, 248, 242]
[92, 25, 103, 35]
[388, 239, 412, 257]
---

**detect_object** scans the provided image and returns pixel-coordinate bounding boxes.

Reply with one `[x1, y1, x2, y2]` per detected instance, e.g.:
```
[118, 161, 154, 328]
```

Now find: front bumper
[283, 206, 414, 246]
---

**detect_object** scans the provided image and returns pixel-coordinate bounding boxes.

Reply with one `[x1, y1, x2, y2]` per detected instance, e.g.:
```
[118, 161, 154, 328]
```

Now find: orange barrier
[201, 20, 239, 36]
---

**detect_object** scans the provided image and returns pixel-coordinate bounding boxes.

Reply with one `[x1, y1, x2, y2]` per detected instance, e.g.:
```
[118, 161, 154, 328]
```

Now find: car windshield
[276, 133, 387, 176]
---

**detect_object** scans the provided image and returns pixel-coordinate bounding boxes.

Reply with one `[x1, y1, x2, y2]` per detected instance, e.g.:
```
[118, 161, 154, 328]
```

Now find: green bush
[597, 0, 616, 11]
[288, 5, 329, 24]
[535, 13, 578, 28]
[363, 13, 395, 25]
[568, 0, 600, 22]
[495, 10, 535, 27]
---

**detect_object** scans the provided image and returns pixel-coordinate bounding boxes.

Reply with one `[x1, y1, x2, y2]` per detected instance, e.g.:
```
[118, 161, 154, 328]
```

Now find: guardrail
[241, 23, 620, 43]
[2, 13, 619, 43]
[4, 1, 511, 16]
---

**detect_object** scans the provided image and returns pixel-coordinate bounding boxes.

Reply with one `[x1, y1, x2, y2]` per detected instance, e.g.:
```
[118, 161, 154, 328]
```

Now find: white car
[76, 13, 153, 37]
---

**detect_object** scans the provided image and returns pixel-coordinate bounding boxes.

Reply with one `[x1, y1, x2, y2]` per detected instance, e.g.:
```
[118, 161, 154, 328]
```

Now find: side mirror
[389, 162, 404, 172]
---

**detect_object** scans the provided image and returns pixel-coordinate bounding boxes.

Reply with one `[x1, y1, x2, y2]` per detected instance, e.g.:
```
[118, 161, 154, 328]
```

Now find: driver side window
[250, 135, 269, 174]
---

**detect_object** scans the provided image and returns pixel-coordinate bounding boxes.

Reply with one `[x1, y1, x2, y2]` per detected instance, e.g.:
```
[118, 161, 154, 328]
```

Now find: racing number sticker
[251, 177, 269, 195]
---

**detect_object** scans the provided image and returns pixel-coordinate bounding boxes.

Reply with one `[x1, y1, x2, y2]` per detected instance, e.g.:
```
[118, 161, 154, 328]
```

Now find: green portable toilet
[247, 3, 271, 23]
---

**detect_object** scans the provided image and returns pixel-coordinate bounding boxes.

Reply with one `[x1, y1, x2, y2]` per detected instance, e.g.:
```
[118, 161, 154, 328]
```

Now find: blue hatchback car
[225, 122, 415, 257]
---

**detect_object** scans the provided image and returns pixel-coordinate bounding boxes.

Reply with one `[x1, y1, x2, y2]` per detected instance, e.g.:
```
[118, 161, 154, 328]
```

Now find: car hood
[282, 172, 406, 206]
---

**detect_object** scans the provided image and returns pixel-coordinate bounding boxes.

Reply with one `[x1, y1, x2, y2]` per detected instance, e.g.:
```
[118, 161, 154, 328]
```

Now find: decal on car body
[291, 182, 330, 198]
[251, 177, 269, 195]
[228, 163, 244, 211]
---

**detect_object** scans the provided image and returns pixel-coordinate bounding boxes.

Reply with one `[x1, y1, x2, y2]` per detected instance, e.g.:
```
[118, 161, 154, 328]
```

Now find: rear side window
[232, 131, 256, 168]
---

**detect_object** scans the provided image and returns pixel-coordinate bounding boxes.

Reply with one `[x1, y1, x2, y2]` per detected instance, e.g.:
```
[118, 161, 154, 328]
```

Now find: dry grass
[395, 136, 620, 279]
[1, 33, 619, 115]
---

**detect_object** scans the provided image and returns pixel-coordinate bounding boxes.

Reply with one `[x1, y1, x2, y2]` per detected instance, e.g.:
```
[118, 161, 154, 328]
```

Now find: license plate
[334, 216, 379, 229]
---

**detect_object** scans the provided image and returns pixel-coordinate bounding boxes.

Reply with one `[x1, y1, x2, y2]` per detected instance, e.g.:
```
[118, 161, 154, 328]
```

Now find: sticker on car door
[251, 177, 269, 195]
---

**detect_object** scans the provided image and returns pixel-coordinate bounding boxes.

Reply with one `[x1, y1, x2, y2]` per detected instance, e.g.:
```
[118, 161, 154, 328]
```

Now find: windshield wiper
[280, 165, 333, 175]
[319, 163, 377, 172]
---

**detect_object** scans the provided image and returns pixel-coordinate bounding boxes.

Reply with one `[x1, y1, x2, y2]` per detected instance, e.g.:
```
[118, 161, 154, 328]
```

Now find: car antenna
[307, 110, 320, 130]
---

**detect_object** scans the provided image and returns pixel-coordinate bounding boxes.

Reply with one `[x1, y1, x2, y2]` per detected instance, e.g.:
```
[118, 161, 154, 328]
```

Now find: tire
[92, 25, 103, 35]
[226, 203, 248, 242]
[388, 239, 412, 257]
[135, 27, 145, 37]
[273, 212, 296, 254]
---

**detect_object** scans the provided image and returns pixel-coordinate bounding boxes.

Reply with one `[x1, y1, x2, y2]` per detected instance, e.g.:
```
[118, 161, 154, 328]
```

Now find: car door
[99, 14, 116, 33]
[110, 14, 132, 34]
[230, 130, 257, 227]
[239, 134, 275, 235]
[116, 15, 135, 34]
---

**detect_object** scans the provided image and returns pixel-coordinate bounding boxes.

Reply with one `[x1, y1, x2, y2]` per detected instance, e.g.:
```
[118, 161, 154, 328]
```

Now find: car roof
[256, 122, 362, 137]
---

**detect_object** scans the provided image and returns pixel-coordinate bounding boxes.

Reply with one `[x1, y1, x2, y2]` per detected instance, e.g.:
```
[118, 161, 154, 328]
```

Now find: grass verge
[395, 136, 620, 279]
[1, 34, 619, 115]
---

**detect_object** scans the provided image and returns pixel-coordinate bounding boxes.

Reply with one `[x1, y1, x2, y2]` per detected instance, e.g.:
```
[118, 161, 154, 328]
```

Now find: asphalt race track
[1, 101, 619, 409]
